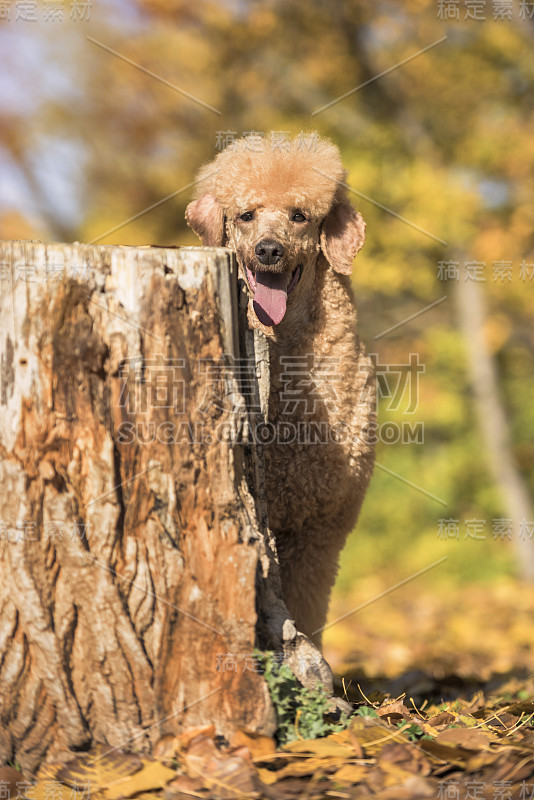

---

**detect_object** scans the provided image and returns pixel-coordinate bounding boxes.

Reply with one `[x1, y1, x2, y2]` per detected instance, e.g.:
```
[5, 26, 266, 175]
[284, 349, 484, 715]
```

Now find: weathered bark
[0, 241, 332, 774]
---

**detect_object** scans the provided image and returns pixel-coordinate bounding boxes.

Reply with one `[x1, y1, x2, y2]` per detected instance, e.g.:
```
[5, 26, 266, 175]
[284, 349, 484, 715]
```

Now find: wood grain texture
[0, 242, 278, 771]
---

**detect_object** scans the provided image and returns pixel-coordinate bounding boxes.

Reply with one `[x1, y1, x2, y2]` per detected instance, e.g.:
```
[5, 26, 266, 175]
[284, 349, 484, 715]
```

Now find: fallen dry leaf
[378, 741, 432, 776]
[57, 746, 143, 789]
[331, 762, 368, 783]
[25, 780, 87, 800]
[420, 738, 482, 766]
[377, 700, 411, 719]
[276, 755, 343, 778]
[104, 761, 177, 800]
[282, 737, 355, 758]
[177, 725, 216, 751]
[167, 773, 205, 794]
[427, 711, 456, 728]
[183, 733, 259, 798]
[348, 718, 410, 757]
[0, 767, 32, 800]
[152, 735, 179, 761]
[206, 755, 260, 798]
[435, 727, 493, 750]
[231, 730, 277, 759]
[255, 767, 279, 786]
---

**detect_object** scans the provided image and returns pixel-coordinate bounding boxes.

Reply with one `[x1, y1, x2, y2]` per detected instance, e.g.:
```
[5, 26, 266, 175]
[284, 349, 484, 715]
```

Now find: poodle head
[186, 132, 365, 329]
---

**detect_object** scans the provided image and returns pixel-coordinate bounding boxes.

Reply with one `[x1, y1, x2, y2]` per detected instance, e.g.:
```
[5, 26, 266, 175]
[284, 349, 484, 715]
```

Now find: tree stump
[0, 242, 332, 774]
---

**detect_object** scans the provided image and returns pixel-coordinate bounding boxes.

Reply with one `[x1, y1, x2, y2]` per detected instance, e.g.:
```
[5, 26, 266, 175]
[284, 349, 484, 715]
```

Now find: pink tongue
[253, 271, 288, 326]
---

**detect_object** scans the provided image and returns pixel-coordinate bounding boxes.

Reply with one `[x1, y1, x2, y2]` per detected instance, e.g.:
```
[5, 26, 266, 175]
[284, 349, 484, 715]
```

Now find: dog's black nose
[255, 239, 284, 266]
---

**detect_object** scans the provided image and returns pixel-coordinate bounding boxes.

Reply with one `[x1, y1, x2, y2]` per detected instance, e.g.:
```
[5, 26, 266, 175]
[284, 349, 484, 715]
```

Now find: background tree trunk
[0, 241, 331, 774]
[453, 275, 534, 580]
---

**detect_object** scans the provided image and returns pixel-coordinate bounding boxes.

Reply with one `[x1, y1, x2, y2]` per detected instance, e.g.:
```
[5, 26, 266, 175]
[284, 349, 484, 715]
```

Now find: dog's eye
[291, 211, 307, 223]
[239, 211, 254, 222]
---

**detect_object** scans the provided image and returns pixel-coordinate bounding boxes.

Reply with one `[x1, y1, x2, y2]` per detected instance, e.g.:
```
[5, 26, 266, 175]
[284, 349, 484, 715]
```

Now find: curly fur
[186, 132, 376, 647]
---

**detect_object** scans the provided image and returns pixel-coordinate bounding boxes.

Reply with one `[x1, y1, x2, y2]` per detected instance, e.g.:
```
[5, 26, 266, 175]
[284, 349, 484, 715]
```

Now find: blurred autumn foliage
[1, 0, 534, 668]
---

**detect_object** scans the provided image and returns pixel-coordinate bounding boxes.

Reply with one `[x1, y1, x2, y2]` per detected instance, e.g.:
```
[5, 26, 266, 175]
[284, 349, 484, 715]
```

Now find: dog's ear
[185, 193, 226, 247]
[320, 200, 365, 274]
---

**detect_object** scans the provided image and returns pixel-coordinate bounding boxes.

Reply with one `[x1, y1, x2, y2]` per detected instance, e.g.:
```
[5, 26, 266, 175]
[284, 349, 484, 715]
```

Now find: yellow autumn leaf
[332, 763, 368, 783]
[255, 767, 279, 785]
[282, 738, 356, 758]
[25, 781, 86, 800]
[277, 756, 345, 778]
[58, 747, 143, 790]
[104, 761, 177, 800]
[232, 729, 277, 759]
[35, 763, 63, 782]
[349, 720, 410, 756]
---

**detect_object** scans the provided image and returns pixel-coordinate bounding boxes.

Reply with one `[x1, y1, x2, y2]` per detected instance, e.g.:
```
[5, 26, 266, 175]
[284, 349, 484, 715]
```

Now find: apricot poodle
[186, 132, 376, 646]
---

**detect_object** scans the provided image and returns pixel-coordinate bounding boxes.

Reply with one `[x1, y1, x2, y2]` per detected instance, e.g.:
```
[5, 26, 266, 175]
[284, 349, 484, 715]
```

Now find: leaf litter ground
[8, 577, 534, 799]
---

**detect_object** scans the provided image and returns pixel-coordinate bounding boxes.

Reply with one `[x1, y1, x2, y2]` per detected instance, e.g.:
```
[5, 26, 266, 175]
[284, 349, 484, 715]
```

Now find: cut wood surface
[0, 242, 331, 773]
